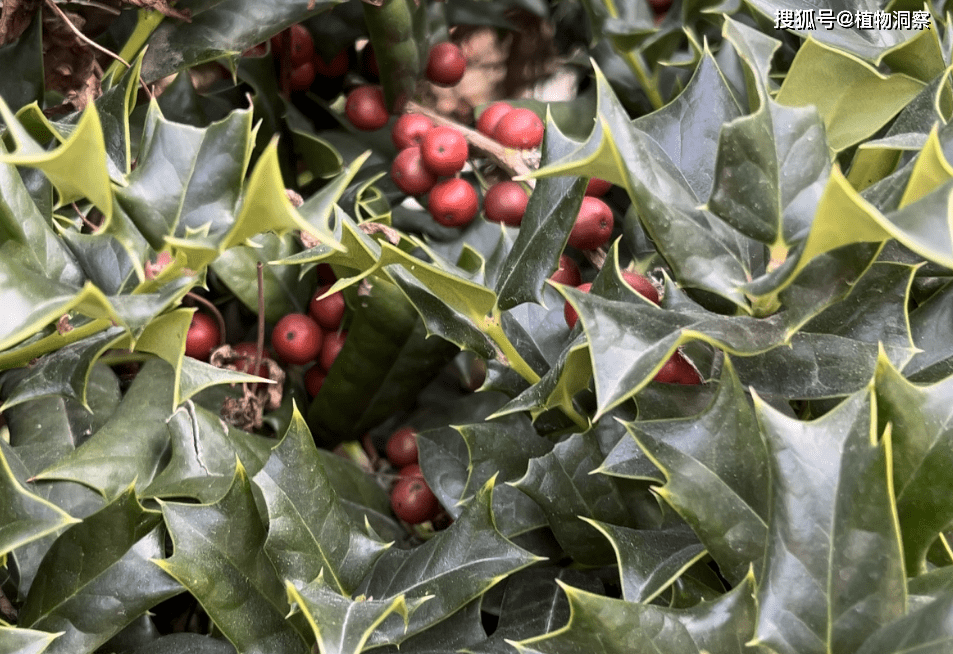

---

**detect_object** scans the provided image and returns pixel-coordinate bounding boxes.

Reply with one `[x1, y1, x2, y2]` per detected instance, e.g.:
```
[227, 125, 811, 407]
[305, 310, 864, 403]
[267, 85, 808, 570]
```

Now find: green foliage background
[4, 0, 953, 653]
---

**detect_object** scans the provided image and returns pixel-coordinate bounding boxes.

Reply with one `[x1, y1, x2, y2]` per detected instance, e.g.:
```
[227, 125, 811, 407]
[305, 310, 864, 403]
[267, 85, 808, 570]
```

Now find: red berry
[649, 0, 673, 13]
[569, 196, 614, 250]
[476, 102, 513, 137]
[271, 313, 323, 365]
[483, 181, 529, 226]
[428, 178, 479, 228]
[585, 178, 613, 196]
[185, 312, 220, 361]
[314, 50, 348, 77]
[564, 282, 592, 329]
[550, 254, 581, 286]
[305, 365, 327, 397]
[399, 463, 424, 478]
[653, 351, 701, 384]
[426, 42, 466, 87]
[621, 270, 660, 304]
[289, 60, 315, 91]
[386, 426, 419, 467]
[493, 107, 544, 149]
[309, 284, 346, 331]
[232, 342, 269, 377]
[345, 85, 389, 131]
[392, 113, 434, 150]
[319, 330, 347, 371]
[391, 147, 438, 196]
[420, 126, 468, 176]
[391, 476, 440, 524]
[287, 24, 314, 67]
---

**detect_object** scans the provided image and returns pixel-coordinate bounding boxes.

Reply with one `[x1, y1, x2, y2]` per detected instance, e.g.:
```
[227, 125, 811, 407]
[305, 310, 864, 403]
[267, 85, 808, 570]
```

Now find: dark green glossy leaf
[585, 520, 705, 603]
[19, 488, 181, 654]
[287, 573, 425, 654]
[252, 405, 388, 594]
[752, 389, 906, 654]
[875, 351, 953, 575]
[373, 599, 486, 654]
[156, 464, 312, 654]
[512, 573, 761, 654]
[357, 479, 541, 645]
[904, 279, 953, 381]
[494, 114, 587, 310]
[33, 358, 177, 498]
[142, 400, 272, 503]
[855, 593, 953, 654]
[0, 441, 78, 558]
[139, 0, 343, 81]
[512, 431, 647, 565]
[128, 633, 237, 654]
[0, 331, 125, 413]
[0, 13, 43, 111]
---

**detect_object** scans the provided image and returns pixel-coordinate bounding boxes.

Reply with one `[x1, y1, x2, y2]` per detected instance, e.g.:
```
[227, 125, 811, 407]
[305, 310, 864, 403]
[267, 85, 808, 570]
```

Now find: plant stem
[599, 0, 664, 110]
[253, 262, 266, 393]
[185, 292, 227, 347]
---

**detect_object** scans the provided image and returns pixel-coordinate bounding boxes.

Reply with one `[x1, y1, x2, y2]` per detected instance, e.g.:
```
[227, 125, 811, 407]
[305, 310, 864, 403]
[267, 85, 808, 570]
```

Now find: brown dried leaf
[42, 6, 100, 111]
[0, 0, 41, 45]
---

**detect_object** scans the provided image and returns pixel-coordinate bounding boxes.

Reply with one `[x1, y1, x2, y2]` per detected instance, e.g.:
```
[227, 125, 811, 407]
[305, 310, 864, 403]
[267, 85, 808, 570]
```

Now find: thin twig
[253, 262, 266, 394]
[404, 100, 538, 184]
[72, 202, 99, 232]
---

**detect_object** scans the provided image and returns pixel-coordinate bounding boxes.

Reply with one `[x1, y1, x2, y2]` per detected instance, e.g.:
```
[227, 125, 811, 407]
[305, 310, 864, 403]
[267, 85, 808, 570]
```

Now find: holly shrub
[2, 1, 953, 654]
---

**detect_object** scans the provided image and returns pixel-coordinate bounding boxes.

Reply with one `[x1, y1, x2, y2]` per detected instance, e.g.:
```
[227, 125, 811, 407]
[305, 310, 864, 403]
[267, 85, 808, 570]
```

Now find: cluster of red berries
[268, 24, 350, 92]
[184, 265, 348, 396]
[385, 426, 442, 524]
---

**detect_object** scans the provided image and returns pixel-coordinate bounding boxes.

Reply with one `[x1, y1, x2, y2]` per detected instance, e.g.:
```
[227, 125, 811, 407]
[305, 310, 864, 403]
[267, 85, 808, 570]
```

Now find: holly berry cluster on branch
[385, 426, 442, 526]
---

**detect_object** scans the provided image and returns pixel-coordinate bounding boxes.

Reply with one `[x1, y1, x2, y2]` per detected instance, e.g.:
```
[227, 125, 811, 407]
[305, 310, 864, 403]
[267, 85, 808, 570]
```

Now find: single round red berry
[399, 463, 424, 478]
[476, 102, 513, 137]
[426, 42, 466, 87]
[319, 330, 347, 371]
[185, 312, 220, 361]
[649, 0, 673, 13]
[314, 50, 349, 77]
[428, 178, 479, 228]
[621, 270, 660, 304]
[386, 426, 419, 468]
[569, 196, 614, 250]
[564, 282, 592, 329]
[493, 107, 544, 149]
[653, 351, 701, 384]
[392, 113, 434, 150]
[585, 178, 613, 196]
[483, 181, 529, 226]
[232, 342, 269, 377]
[309, 284, 346, 331]
[391, 146, 438, 196]
[420, 126, 468, 176]
[287, 24, 315, 66]
[305, 365, 327, 397]
[345, 85, 389, 131]
[550, 254, 581, 287]
[391, 476, 440, 524]
[271, 313, 323, 365]
[289, 60, 315, 91]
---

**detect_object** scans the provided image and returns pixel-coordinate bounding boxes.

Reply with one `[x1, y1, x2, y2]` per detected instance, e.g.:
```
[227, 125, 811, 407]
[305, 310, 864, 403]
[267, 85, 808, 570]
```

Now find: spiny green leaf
[357, 478, 542, 645]
[125, 633, 237, 654]
[875, 350, 953, 575]
[626, 357, 768, 584]
[287, 573, 425, 654]
[142, 400, 272, 504]
[156, 463, 312, 654]
[751, 387, 906, 654]
[511, 573, 761, 654]
[32, 358, 178, 498]
[0, 626, 60, 654]
[18, 487, 181, 654]
[0, 441, 79, 558]
[855, 593, 953, 654]
[252, 405, 389, 594]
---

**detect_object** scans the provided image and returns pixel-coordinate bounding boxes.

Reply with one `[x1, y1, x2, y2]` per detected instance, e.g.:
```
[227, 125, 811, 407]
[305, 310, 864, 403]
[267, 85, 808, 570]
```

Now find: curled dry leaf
[121, 0, 191, 22]
[210, 344, 286, 432]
